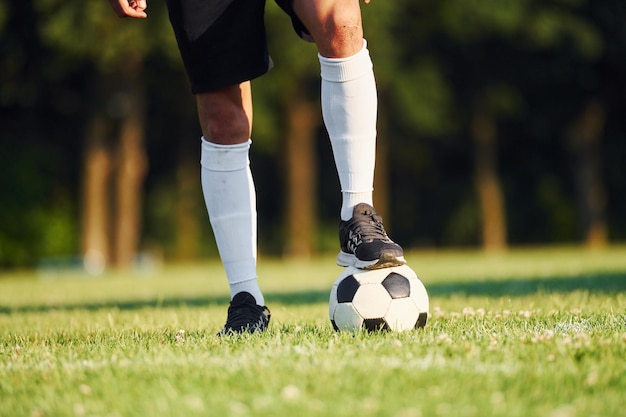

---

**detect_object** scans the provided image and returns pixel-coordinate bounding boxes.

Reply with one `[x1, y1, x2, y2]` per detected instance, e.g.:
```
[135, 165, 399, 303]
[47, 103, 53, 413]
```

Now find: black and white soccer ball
[329, 265, 429, 332]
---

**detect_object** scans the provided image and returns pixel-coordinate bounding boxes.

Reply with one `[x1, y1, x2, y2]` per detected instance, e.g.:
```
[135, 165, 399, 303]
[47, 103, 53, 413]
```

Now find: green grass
[1, 247, 625, 417]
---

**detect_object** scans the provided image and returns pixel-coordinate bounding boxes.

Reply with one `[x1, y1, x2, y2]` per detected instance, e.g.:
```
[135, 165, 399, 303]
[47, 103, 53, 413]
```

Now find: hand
[107, 0, 148, 18]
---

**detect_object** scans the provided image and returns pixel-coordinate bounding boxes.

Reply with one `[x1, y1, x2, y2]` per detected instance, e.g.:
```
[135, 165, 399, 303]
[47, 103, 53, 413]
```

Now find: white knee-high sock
[319, 39, 377, 221]
[200, 138, 264, 306]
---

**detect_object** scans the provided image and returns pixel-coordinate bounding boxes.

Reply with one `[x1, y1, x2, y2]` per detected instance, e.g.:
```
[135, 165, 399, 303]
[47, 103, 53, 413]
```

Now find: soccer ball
[329, 264, 429, 332]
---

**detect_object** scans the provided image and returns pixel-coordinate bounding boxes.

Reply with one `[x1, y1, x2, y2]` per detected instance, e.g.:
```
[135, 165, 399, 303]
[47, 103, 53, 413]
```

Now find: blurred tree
[562, 0, 626, 247]
[383, 0, 607, 251]
[361, 1, 400, 228]
[2, 0, 626, 270]
[257, 4, 321, 258]
[568, 99, 607, 248]
[32, 0, 175, 270]
[0, 0, 80, 267]
[259, 1, 401, 258]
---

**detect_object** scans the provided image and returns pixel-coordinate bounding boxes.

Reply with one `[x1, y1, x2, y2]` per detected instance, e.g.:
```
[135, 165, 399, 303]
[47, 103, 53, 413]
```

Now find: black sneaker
[337, 203, 406, 269]
[218, 292, 270, 335]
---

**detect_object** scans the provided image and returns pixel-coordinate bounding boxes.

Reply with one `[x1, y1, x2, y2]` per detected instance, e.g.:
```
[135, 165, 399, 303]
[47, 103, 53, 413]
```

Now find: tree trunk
[285, 97, 318, 258]
[82, 110, 112, 274]
[113, 79, 148, 269]
[471, 112, 507, 252]
[373, 101, 390, 227]
[569, 99, 608, 248]
[174, 148, 201, 261]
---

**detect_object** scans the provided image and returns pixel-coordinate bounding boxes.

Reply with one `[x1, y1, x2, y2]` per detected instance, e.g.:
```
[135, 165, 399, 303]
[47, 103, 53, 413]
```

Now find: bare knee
[196, 83, 253, 145]
[293, 0, 364, 58]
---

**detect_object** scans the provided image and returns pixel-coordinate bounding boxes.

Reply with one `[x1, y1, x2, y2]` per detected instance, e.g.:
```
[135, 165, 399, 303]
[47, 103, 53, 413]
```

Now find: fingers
[130, 0, 147, 13]
[126, 0, 148, 18]
[108, 0, 148, 19]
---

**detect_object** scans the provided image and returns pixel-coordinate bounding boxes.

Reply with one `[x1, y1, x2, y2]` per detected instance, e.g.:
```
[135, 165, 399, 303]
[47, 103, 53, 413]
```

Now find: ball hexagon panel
[352, 267, 390, 284]
[409, 275, 430, 315]
[384, 297, 421, 331]
[332, 302, 364, 331]
[328, 291, 338, 322]
[352, 283, 392, 318]
[389, 264, 412, 274]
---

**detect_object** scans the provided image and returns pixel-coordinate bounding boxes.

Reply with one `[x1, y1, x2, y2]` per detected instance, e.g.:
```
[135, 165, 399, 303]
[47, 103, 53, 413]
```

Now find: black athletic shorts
[274, 0, 313, 42]
[165, 0, 312, 94]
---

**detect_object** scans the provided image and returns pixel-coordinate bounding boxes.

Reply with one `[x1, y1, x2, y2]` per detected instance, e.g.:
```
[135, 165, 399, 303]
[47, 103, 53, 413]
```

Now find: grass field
[1, 247, 625, 417]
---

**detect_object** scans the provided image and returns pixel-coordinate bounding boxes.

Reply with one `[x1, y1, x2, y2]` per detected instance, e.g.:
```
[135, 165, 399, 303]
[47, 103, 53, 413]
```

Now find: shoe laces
[350, 211, 390, 243]
[225, 304, 262, 328]
[221, 294, 268, 334]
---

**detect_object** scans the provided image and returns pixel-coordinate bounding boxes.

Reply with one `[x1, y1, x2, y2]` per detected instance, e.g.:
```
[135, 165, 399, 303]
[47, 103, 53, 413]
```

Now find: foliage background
[1, 0, 625, 268]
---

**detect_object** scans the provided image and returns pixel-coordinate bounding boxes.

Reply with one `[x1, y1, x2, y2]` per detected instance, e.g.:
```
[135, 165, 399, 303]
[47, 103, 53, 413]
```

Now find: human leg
[290, 0, 405, 268]
[198, 84, 263, 301]
[291, 0, 374, 220]
[198, 87, 269, 333]
[165, 0, 271, 332]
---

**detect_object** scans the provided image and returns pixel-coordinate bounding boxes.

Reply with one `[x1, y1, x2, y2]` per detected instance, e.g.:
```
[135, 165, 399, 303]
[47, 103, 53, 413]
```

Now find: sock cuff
[319, 39, 372, 82]
[200, 137, 251, 171]
[341, 187, 374, 193]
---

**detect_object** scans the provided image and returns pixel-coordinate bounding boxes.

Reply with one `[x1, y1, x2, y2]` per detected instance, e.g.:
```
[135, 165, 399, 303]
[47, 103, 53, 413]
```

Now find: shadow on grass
[2, 272, 625, 314]
[426, 272, 626, 298]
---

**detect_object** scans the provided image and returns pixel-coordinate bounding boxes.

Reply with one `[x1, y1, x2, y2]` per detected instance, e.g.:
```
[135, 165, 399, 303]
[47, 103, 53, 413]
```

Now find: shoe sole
[336, 251, 406, 270]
